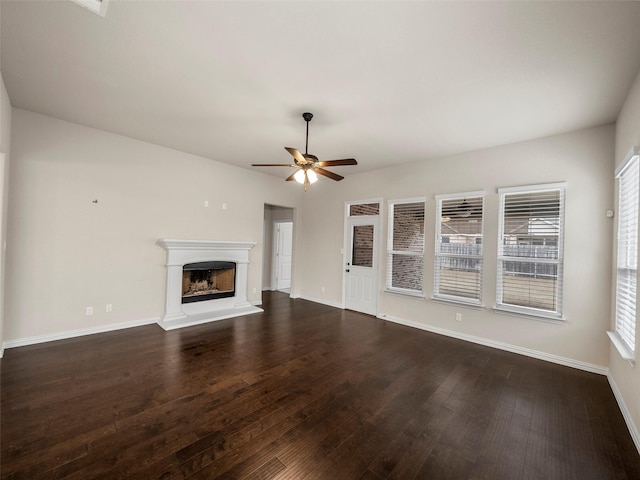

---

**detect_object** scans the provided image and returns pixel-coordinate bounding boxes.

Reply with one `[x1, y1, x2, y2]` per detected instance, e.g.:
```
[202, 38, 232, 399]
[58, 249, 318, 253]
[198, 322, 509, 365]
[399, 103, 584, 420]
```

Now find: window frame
[70, 0, 109, 17]
[434, 191, 485, 306]
[496, 182, 566, 321]
[385, 197, 426, 297]
[609, 147, 639, 362]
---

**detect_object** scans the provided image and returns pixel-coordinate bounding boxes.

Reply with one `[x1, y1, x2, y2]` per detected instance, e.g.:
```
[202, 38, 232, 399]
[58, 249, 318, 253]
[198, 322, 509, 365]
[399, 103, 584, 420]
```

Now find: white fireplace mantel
[157, 239, 262, 330]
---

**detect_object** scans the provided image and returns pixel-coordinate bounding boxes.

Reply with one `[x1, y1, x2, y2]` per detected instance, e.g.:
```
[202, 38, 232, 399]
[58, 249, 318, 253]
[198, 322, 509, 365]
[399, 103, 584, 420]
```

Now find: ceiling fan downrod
[303, 112, 313, 155]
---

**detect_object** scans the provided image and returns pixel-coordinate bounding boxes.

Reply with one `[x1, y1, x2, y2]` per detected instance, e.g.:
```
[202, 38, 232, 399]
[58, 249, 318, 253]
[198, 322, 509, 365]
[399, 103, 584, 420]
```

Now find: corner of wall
[607, 372, 640, 455]
[611, 65, 640, 456]
[0, 70, 13, 359]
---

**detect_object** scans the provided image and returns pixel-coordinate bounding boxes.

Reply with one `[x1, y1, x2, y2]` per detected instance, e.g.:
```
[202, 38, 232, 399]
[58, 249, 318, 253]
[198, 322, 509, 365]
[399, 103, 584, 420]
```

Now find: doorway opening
[262, 204, 295, 295]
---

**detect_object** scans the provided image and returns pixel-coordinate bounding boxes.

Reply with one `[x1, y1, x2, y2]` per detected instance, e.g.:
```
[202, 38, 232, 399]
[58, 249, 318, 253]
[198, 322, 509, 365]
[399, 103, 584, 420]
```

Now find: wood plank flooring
[2, 291, 639, 479]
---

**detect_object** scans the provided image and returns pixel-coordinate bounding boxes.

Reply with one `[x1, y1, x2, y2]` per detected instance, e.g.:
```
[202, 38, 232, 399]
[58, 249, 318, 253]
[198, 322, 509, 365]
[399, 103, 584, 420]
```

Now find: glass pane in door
[352, 225, 374, 267]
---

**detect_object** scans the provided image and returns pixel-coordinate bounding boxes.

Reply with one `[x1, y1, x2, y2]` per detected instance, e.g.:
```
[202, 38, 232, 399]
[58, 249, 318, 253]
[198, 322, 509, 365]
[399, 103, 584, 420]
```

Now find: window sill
[384, 288, 425, 299]
[493, 305, 565, 324]
[607, 331, 636, 365]
[432, 296, 484, 310]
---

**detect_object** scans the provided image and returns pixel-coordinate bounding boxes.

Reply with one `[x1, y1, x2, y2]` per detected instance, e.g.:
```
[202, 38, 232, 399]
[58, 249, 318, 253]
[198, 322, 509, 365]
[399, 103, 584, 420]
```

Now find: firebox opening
[182, 261, 236, 304]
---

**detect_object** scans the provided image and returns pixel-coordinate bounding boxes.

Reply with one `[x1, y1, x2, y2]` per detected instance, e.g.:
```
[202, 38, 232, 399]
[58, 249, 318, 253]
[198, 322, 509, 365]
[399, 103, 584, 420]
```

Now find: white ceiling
[3, 1, 640, 179]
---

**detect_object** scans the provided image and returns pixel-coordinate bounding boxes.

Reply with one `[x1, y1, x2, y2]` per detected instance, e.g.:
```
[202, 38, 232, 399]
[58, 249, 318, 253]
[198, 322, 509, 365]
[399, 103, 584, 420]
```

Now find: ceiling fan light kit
[293, 168, 318, 185]
[251, 112, 357, 191]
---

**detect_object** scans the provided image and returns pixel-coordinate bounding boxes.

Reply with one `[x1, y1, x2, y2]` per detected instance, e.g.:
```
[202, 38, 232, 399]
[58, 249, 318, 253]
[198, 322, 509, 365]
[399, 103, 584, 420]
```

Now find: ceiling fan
[251, 112, 357, 190]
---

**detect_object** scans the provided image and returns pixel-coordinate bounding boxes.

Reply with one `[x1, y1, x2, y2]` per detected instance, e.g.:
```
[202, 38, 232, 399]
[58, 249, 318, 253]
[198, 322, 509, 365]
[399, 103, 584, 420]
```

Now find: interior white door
[275, 221, 293, 290]
[345, 216, 379, 315]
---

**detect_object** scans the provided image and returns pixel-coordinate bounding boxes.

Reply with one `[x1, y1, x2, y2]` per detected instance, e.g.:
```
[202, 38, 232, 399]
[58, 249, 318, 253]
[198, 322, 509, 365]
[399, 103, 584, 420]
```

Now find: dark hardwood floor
[2, 291, 639, 479]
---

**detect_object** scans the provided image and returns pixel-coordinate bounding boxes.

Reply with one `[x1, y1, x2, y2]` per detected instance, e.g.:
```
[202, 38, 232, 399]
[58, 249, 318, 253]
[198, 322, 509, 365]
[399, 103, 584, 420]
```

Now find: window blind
[386, 199, 425, 295]
[434, 194, 484, 304]
[615, 154, 639, 353]
[496, 184, 565, 319]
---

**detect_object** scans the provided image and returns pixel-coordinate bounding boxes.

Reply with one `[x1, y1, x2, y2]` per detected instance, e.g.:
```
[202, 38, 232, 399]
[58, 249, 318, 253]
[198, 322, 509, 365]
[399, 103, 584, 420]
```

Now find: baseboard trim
[296, 294, 343, 309]
[607, 374, 640, 455]
[378, 313, 608, 376]
[3, 317, 160, 350]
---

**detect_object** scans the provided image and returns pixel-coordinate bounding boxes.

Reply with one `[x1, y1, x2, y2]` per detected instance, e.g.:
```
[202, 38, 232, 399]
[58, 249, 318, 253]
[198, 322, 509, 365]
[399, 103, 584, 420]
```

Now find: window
[434, 193, 484, 304]
[496, 183, 565, 319]
[610, 148, 639, 359]
[386, 198, 425, 295]
[349, 203, 380, 216]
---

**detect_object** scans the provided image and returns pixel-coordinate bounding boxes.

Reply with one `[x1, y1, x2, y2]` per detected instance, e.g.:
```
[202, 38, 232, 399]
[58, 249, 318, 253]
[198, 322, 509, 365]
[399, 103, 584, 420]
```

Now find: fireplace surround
[157, 239, 262, 330]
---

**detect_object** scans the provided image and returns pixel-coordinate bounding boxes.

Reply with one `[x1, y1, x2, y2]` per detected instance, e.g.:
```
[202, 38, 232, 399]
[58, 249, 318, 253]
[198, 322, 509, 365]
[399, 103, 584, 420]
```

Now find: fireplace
[157, 239, 263, 330]
[182, 261, 236, 303]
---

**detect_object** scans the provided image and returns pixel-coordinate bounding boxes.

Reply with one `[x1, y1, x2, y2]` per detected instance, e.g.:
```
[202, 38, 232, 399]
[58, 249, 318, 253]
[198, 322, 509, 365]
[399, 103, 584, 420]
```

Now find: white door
[275, 221, 293, 290]
[345, 216, 379, 315]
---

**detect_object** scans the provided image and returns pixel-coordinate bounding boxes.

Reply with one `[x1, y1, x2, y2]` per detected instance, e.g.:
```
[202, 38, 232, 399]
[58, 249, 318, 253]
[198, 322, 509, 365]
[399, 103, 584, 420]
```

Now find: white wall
[5, 109, 302, 341]
[612, 69, 640, 448]
[0, 3, 10, 355]
[298, 125, 614, 370]
[0, 71, 11, 355]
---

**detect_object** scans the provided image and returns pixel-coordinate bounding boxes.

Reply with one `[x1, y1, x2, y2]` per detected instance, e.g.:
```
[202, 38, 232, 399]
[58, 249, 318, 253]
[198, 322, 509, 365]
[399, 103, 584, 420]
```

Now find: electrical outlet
[455, 313, 462, 322]
[204, 200, 209, 207]
[106, 303, 113, 312]
[86, 306, 93, 316]
[321, 286, 326, 293]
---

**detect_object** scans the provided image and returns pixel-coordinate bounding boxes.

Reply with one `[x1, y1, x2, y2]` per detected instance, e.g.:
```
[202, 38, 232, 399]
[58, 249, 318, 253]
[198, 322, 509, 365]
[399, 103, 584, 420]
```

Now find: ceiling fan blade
[316, 159, 358, 167]
[251, 163, 297, 167]
[315, 168, 344, 181]
[285, 147, 307, 165]
[285, 171, 298, 181]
